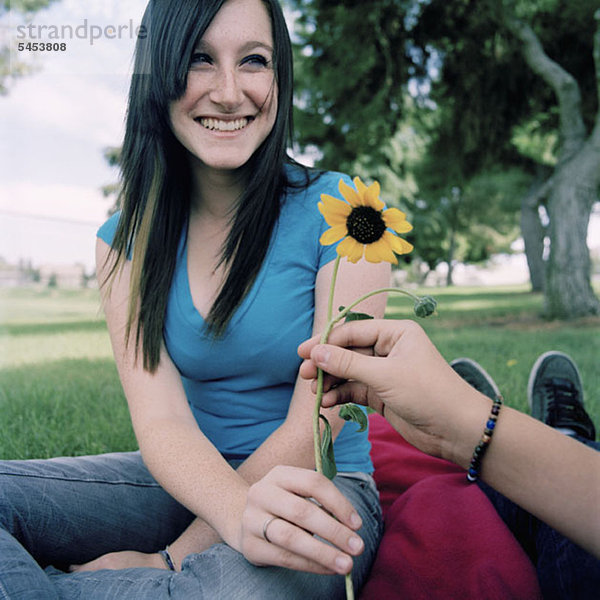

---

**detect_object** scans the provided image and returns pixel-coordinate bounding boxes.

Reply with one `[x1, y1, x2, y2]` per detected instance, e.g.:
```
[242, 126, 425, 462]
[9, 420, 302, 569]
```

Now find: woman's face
[169, 0, 278, 176]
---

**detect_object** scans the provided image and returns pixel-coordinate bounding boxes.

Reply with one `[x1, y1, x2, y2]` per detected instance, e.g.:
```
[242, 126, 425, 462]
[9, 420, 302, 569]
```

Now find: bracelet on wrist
[466, 394, 503, 482]
[158, 546, 176, 571]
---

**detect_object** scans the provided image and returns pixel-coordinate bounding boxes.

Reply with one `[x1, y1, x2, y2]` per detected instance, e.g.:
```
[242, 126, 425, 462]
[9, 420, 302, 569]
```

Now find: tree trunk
[446, 229, 456, 286]
[506, 12, 600, 317]
[544, 161, 600, 318]
[520, 181, 546, 292]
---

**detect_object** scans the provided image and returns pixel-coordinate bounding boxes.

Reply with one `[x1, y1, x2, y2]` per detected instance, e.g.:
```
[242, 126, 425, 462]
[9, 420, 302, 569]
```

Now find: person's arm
[165, 260, 389, 572]
[298, 319, 600, 558]
[94, 239, 249, 557]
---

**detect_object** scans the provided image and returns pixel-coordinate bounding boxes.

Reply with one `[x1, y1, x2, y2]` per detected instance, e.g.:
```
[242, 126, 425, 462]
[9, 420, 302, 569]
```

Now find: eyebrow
[195, 40, 274, 54]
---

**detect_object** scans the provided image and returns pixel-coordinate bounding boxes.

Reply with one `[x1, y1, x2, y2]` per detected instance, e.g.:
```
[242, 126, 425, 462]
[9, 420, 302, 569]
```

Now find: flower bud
[414, 295, 437, 318]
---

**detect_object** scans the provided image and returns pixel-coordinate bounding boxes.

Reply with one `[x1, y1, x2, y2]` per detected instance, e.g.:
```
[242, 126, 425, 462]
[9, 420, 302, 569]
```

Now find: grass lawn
[1, 285, 599, 459]
[0, 288, 135, 458]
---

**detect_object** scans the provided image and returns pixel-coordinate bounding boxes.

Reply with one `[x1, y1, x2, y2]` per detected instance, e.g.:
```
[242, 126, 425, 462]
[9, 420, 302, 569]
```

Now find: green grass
[1, 285, 599, 459]
[0, 288, 136, 458]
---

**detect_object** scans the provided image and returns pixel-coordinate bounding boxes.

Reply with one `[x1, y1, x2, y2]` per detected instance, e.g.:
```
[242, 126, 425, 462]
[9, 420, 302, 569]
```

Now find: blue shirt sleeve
[97, 211, 121, 248]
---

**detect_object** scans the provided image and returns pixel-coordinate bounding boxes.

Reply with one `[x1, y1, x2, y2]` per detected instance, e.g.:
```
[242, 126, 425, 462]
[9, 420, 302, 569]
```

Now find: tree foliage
[291, 0, 424, 172]
[413, 0, 598, 173]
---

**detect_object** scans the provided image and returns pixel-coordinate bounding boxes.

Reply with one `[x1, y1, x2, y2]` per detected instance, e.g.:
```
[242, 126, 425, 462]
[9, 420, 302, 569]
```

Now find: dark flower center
[347, 206, 386, 244]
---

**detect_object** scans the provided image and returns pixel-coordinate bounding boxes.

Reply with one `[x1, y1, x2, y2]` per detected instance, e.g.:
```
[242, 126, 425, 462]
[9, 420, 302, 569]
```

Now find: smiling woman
[168, 0, 278, 174]
[0, 1, 386, 599]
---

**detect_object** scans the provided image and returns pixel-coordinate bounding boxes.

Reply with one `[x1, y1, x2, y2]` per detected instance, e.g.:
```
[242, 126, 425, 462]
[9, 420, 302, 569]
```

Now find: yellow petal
[353, 177, 368, 205]
[364, 237, 398, 265]
[364, 181, 385, 211]
[319, 194, 352, 226]
[338, 180, 362, 207]
[384, 231, 414, 255]
[319, 225, 348, 246]
[383, 208, 413, 233]
[337, 236, 364, 263]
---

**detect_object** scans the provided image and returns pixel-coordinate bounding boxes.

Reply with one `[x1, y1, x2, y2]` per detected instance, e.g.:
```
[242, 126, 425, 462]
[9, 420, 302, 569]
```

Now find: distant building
[38, 263, 87, 288]
[0, 258, 92, 288]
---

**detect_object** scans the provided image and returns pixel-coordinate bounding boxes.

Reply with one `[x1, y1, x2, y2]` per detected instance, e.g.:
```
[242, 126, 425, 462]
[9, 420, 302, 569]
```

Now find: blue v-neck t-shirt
[97, 166, 373, 473]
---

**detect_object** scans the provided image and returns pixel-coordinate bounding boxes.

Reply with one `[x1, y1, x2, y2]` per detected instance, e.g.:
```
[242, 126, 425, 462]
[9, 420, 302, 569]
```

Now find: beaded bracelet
[466, 394, 503, 482]
[158, 546, 176, 571]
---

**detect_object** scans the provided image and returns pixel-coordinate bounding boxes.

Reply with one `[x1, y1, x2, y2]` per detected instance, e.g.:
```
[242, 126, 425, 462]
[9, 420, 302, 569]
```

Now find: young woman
[0, 0, 387, 598]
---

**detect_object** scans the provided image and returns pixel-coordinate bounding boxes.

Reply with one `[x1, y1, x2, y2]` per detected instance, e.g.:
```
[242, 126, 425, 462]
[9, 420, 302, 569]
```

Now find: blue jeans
[478, 437, 600, 600]
[0, 452, 383, 599]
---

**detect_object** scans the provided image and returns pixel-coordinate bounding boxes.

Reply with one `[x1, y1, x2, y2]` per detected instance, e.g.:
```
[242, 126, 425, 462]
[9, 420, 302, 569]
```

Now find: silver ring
[262, 516, 278, 544]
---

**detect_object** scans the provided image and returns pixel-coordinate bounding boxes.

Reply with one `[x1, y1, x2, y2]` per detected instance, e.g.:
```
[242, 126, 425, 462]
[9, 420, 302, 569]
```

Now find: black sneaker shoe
[450, 357, 500, 401]
[528, 351, 596, 441]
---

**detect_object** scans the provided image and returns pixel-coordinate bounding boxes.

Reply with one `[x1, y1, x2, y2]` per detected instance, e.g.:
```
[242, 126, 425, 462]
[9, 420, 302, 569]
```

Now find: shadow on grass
[0, 357, 136, 460]
[1, 320, 108, 337]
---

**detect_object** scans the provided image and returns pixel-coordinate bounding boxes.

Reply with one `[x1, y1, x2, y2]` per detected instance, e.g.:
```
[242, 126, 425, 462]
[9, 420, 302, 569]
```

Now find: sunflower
[319, 177, 414, 264]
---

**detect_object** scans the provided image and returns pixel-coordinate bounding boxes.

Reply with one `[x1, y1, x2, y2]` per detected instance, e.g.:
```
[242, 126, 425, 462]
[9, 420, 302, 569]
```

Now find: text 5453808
[18, 42, 67, 52]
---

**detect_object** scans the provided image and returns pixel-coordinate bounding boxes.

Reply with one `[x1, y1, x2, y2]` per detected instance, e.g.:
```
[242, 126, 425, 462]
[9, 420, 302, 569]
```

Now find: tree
[290, 0, 599, 316]
[413, 160, 525, 285]
[503, 5, 600, 317]
[289, 1, 521, 280]
[413, 0, 599, 316]
[290, 0, 422, 172]
[101, 146, 122, 215]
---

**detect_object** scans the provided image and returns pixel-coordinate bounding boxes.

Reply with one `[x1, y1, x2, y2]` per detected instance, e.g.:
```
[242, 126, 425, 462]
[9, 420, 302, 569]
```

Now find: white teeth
[199, 117, 249, 131]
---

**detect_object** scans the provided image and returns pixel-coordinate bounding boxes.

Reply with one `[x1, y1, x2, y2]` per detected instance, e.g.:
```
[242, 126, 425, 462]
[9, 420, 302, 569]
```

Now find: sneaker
[450, 357, 500, 401]
[528, 351, 596, 441]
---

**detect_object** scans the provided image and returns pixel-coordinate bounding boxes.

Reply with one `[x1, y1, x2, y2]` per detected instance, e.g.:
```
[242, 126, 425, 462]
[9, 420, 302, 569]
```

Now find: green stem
[312, 267, 416, 600]
[313, 285, 421, 474]
[313, 256, 341, 475]
[327, 255, 341, 322]
[345, 573, 355, 600]
[333, 287, 421, 327]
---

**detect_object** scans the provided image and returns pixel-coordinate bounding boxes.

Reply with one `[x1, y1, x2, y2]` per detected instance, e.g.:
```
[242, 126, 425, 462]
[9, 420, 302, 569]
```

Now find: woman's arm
[96, 239, 249, 552]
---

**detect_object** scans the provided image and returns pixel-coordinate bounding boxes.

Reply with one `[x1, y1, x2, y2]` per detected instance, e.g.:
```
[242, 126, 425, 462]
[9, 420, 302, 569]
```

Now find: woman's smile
[196, 116, 254, 133]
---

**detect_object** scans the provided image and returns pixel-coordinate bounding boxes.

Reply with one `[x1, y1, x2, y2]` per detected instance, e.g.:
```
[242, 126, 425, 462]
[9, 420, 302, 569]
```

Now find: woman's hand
[69, 550, 166, 572]
[240, 465, 364, 575]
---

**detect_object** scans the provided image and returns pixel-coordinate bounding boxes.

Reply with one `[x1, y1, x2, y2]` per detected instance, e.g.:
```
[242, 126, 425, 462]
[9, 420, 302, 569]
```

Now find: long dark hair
[106, 0, 303, 372]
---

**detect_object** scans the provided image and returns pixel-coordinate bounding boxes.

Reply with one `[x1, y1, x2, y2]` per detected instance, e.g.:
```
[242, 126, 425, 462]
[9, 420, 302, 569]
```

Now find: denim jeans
[478, 437, 600, 600]
[0, 452, 383, 599]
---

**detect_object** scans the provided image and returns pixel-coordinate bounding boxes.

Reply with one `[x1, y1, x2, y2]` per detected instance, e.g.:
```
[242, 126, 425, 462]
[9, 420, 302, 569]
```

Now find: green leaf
[338, 306, 374, 322]
[319, 414, 337, 480]
[339, 404, 368, 432]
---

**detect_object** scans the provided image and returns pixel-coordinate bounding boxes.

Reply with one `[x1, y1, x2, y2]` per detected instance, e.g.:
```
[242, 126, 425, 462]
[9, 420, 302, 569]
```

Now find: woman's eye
[189, 53, 212, 68]
[242, 54, 270, 68]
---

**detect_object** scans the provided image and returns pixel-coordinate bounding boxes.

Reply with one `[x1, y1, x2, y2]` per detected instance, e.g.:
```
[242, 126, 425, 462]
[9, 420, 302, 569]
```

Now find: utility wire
[0, 209, 103, 227]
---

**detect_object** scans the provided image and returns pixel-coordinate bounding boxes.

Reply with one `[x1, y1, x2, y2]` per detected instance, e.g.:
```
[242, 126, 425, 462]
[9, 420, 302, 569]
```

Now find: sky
[1, 0, 147, 272]
[0, 0, 598, 276]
